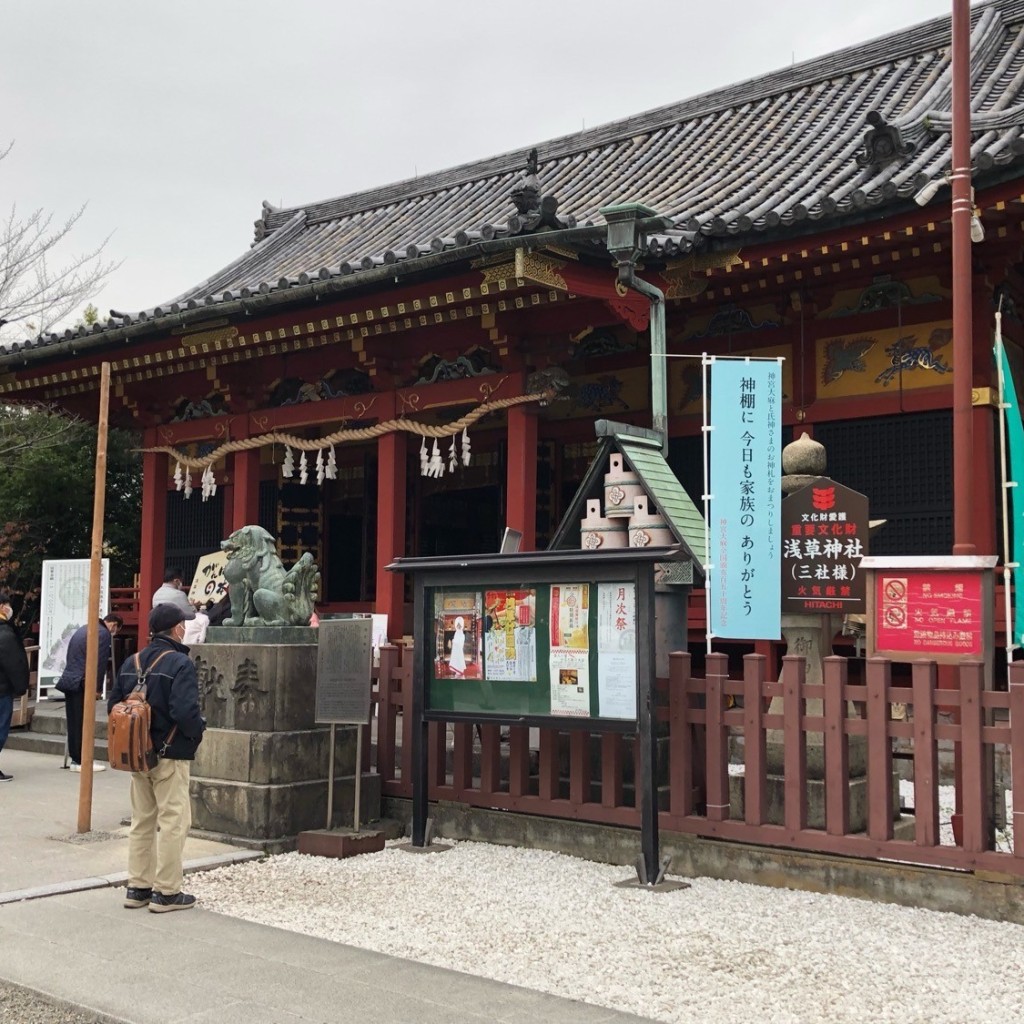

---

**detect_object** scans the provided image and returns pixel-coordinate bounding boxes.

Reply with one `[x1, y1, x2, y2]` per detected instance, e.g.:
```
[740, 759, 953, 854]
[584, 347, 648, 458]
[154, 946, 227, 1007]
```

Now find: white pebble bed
[192, 839, 1023, 1024]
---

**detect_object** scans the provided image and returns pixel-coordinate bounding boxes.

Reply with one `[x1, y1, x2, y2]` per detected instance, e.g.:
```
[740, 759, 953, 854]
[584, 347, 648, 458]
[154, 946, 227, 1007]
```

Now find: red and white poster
[874, 571, 984, 657]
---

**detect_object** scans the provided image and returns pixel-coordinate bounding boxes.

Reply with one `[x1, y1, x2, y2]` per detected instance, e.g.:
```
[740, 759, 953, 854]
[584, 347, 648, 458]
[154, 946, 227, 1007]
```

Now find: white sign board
[38, 559, 109, 697]
[188, 550, 229, 605]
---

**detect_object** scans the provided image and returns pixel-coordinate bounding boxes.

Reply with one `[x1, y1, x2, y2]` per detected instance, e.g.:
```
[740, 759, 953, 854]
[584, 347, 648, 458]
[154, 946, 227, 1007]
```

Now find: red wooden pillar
[139, 440, 168, 621]
[375, 432, 407, 638]
[971, 272, 997, 556]
[231, 448, 261, 531]
[505, 405, 538, 551]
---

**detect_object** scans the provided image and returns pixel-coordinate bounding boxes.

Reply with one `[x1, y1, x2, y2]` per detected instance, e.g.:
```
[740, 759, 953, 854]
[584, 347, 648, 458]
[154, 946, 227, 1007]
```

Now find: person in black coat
[56, 614, 123, 771]
[0, 591, 30, 782]
[107, 603, 206, 912]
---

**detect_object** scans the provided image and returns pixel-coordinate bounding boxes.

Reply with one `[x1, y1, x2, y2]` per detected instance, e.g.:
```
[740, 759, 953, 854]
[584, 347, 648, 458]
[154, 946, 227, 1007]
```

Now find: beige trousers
[127, 758, 192, 896]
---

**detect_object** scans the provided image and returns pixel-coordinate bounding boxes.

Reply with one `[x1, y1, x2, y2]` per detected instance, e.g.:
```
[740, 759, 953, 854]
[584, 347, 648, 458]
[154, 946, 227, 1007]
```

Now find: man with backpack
[107, 603, 206, 913]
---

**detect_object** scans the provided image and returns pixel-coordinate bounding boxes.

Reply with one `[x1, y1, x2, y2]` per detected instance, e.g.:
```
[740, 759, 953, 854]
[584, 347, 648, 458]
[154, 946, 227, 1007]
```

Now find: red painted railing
[369, 644, 1023, 877]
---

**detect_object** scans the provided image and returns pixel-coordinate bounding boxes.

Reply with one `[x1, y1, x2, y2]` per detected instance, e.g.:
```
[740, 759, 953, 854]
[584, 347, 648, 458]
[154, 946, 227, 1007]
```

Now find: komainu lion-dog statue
[221, 525, 321, 627]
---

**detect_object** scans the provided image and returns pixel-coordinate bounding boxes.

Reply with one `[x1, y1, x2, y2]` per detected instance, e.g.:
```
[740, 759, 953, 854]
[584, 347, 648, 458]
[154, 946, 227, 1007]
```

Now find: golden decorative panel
[816, 320, 953, 399]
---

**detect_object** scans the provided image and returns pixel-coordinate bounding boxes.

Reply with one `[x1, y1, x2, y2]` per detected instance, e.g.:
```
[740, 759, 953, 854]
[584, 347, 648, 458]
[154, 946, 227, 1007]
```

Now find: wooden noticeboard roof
[548, 420, 705, 580]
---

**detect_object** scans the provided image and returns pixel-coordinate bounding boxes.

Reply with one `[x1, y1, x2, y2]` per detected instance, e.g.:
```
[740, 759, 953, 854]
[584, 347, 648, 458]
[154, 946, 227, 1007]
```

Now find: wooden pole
[77, 362, 111, 834]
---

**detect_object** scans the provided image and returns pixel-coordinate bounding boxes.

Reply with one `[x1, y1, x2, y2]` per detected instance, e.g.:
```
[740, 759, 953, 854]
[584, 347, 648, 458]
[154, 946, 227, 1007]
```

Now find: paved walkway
[0, 748, 652, 1024]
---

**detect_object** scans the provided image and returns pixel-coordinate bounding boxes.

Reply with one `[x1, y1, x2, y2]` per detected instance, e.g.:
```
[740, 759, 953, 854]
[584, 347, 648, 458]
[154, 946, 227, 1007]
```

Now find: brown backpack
[107, 652, 176, 772]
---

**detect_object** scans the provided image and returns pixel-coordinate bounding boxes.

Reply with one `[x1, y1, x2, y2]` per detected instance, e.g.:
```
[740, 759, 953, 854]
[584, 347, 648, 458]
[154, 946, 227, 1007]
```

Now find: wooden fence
[369, 644, 1023, 877]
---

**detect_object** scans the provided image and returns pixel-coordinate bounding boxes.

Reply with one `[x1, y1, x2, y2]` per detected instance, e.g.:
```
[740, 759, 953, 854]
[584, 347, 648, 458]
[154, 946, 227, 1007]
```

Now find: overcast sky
[2, 0, 959, 329]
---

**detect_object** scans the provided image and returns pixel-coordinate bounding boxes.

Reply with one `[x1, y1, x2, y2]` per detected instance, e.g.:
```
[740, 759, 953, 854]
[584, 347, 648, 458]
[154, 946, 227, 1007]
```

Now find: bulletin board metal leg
[326, 722, 336, 831]
[411, 712, 428, 847]
[638, 564, 660, 885]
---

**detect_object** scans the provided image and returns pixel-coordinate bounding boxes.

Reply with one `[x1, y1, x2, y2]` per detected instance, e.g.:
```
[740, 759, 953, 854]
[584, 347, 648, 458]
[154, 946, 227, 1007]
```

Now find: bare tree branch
[0, 142, 119, 344]
[0, 403, 78, 456]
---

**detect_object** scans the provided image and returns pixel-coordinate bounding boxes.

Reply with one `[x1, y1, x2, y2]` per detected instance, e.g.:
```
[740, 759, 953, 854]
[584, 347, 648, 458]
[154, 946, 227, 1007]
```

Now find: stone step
[5, 701, 108, 759]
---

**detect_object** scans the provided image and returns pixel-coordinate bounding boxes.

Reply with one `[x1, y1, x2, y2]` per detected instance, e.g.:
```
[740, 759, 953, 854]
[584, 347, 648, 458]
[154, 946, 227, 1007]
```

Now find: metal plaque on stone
[315, 618, 373, 724]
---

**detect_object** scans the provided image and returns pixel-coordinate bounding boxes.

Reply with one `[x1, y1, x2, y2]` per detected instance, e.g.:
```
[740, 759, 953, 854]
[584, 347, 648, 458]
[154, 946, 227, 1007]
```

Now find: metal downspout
[617, 266, 668, 456]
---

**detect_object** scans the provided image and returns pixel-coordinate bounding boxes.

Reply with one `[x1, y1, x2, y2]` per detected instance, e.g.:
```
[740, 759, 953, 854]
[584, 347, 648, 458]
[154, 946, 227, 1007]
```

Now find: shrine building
[4, 0, 1024, 642]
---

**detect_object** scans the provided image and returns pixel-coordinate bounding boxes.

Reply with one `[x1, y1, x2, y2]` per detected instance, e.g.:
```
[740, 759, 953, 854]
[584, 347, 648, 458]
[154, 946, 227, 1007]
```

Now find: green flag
[996, 336, 1024, 646]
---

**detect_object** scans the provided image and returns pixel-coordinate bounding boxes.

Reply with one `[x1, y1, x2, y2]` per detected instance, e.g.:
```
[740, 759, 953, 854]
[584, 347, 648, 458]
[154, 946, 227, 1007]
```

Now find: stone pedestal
[190, 633, 380, 846]
[767, 613, 866, 777]
[755, 613, 871, 831]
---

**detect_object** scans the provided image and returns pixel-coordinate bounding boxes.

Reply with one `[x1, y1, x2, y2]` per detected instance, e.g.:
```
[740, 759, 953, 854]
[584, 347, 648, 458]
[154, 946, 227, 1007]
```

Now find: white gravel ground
[191, 838, 1024, 1024]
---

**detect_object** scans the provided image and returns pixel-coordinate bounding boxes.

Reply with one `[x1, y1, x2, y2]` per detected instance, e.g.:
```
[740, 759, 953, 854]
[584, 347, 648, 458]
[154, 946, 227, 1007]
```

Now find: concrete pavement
[0, 748, 654, 1024]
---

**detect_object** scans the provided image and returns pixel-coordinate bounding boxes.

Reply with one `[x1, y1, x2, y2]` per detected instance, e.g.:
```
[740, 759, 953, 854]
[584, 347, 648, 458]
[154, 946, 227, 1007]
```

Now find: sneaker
[148, 892, 196, 913]
[69, 763, 82, 773]
[0, 771, 12, 782]
[92, 763, 107, 772]
[123, 887, 153, 909]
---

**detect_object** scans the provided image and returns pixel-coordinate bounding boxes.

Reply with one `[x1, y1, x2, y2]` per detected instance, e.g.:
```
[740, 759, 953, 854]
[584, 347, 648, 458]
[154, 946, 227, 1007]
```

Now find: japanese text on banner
[709, 360, 781, 639]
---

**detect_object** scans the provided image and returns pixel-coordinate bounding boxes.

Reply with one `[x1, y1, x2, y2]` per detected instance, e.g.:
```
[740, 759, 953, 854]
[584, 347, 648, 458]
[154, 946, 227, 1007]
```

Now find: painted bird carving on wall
[822, 336, 876, 385]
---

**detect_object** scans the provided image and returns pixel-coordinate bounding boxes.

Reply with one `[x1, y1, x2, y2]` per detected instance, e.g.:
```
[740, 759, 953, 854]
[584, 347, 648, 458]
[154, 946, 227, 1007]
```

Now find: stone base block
[297, 828, 386, 859]
[729, 772, 902, 832]
[191, 771, 381, 841]
[193, 726, 357, 785]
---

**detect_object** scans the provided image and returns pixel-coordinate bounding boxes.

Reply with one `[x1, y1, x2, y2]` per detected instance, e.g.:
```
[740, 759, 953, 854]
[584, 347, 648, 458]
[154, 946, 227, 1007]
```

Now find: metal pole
[701, 353, 713, 656]
[637, 564, 659, 884]
[951, 0, 975, 556]
[77, 362, 110, 834]
[354, 728, 363, 834]
[994, 308, 1016, 664]
[326, 722, 336, 831]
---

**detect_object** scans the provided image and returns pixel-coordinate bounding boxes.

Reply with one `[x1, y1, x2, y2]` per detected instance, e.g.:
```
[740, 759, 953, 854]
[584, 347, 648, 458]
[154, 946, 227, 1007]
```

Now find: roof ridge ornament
[506, 148, 576, 235]
[253, 200, 280, 245]
[856, 109, 915, 169]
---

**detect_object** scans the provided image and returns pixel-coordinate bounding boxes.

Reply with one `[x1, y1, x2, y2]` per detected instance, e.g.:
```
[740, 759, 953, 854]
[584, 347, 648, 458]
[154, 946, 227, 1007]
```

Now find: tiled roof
[8, 0, 1024, 360]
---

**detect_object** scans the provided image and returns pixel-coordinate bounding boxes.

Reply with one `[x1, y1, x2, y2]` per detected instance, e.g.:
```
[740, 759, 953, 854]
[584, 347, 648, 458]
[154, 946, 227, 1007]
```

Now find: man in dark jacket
[57, 613, 123, 771]
[107, 603, 205, 912]
[0, 591, 29, 782]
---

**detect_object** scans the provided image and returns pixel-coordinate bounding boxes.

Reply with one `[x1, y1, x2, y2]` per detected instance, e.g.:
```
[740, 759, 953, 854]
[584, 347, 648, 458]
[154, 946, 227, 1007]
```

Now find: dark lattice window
[258, 480, 277, 535]
[816, 411, 952, 555]
[165, 490, 225, 581]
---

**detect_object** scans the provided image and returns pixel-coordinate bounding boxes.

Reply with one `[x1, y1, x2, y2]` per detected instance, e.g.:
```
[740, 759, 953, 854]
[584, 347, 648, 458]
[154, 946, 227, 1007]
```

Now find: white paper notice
[549, 583, 591, 717]
[597, 582, 637, 720]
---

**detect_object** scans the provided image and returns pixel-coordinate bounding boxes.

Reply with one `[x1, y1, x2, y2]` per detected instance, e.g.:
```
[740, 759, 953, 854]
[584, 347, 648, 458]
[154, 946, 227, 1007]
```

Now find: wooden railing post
[375, 645, 399, 784]
[668, 652, 693, 817]
[912, 661, 939, 847]
[1009, 661, 1024, 860]
[742, 654, 767, 826]
[958, 660, 989, 853]
[823, 656, 850, 836]
[782, 655, 808, 832]
[865, 657, 894, 841]
[508, 726, 530, 800]
[705, 652, 730, 821]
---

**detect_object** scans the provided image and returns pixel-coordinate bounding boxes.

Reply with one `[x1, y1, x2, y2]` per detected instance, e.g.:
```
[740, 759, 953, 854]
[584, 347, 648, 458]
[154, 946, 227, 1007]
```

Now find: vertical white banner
[709, 360, 781, 639]
[37, 558, 109, 693]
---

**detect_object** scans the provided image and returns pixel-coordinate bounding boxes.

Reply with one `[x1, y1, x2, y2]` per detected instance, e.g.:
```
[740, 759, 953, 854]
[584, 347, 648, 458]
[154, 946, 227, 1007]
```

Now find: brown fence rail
[369, 644, 1022, 877]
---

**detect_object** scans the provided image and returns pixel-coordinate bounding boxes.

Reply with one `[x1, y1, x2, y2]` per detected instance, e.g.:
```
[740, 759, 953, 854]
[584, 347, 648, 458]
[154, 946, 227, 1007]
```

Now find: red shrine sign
[861, 556, 997, 665]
